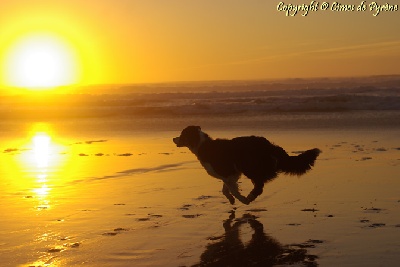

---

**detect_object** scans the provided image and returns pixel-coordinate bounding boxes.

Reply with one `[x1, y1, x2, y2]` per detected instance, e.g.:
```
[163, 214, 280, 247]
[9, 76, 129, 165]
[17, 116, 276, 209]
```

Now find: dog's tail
[279, 148, 321, 175]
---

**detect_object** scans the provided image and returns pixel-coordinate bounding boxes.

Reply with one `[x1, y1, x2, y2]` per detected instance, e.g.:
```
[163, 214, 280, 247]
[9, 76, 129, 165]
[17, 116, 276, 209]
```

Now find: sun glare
[4, 33, 80, 89]
[33, 134, 51, 168]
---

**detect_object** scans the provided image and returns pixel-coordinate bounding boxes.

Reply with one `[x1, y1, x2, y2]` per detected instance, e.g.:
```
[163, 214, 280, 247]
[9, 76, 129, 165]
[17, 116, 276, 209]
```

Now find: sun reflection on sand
[13, 125, 74, 267]
[32, 133, 52, 207]
[33, 133, 51, 168]
[32, 132, 52, 209]
[19, 124, 67, 210]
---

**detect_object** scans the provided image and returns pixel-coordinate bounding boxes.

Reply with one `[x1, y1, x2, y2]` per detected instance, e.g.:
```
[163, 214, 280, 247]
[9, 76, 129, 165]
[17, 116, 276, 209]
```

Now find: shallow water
[0, 120, 399, 266]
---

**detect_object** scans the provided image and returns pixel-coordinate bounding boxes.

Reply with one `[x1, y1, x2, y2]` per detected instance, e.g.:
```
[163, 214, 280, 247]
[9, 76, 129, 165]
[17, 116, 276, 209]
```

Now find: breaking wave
[1, 78, 399, 120]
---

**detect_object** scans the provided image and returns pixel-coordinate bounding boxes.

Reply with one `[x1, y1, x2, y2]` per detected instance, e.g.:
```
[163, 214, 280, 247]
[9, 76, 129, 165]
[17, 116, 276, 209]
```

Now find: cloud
[232, 40, 400, 65]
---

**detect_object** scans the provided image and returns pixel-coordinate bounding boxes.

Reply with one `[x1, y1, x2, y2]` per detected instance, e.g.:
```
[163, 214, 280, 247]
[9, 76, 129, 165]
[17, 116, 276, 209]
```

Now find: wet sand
[0, 127, 399, 266]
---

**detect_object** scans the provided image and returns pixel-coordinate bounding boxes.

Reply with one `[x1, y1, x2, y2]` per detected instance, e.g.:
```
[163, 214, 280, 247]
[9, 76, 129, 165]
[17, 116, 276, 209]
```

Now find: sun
[3, 33, 80, 89]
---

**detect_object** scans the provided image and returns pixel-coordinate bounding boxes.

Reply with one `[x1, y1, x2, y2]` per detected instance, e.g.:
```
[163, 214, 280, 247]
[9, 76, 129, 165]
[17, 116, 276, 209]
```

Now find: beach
[0, 115, 399, 266]
[0, 78, 399, 266]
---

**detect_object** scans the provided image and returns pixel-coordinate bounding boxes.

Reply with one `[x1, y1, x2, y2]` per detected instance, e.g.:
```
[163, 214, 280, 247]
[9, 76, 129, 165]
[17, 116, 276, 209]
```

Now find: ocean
[1, 76, 399, 134]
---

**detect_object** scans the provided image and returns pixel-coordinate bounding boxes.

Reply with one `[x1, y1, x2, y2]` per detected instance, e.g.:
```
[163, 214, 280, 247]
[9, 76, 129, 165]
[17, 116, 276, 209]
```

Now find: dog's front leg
[224, 180, 250, 205]
[222, 183, 235, 204]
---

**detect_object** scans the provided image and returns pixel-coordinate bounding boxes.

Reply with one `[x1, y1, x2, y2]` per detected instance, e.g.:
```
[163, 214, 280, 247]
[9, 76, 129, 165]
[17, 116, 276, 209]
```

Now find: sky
[0, 0, 399, 86]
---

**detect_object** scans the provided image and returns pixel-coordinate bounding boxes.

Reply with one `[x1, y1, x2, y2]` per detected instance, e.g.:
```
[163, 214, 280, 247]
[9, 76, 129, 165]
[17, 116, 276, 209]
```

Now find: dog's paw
[224, 195, 235, 205]
[238, 197, 250, 205]
[242, 200, 251, 205]
[246, 193, 257, 203]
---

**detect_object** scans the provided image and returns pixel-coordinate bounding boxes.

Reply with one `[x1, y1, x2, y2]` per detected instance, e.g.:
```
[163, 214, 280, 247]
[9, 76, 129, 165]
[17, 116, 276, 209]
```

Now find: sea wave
[1, 83, 399, 120]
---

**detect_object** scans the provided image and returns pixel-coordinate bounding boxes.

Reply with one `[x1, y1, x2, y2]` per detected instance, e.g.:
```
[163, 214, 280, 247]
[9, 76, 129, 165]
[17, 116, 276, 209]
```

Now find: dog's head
[173, 126, 204, 151]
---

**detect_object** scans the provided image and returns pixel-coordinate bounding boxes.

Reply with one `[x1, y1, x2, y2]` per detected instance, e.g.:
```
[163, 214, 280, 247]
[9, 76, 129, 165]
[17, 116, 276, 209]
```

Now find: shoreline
[1, 110, 400, 138]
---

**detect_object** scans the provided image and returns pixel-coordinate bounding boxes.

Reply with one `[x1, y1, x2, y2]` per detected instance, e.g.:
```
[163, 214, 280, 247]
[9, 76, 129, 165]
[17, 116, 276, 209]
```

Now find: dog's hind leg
[224, 180, 250, 205]
[222, 184, 235, 204]
[246, 180, 264, 203]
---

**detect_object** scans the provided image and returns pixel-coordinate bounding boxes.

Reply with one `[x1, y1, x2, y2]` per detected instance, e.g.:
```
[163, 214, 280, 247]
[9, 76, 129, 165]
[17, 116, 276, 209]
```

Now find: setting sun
[3, 33, 80, 89]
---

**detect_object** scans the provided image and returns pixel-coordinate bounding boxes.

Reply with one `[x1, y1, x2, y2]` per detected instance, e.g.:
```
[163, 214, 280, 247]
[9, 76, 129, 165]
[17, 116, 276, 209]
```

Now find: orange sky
[0, 0, 399, 86]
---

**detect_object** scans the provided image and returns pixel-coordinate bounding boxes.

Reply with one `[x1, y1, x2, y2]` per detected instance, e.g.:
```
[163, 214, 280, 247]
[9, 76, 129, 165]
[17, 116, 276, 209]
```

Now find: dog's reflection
[193, 212, 318, 267]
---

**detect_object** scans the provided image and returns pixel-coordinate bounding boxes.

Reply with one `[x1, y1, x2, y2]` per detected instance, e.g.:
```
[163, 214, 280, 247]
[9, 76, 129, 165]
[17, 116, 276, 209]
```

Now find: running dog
[173, 126, 321, 205]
